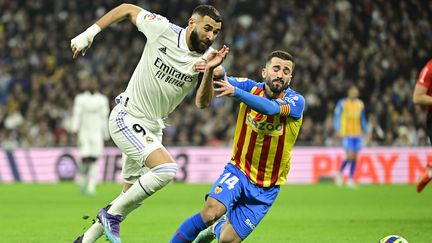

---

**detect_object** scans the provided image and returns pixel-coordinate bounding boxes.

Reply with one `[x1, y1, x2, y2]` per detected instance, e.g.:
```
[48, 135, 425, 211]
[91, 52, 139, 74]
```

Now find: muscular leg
[200, 197, 227, 225]
[218, 219, 242, 243]
[107, 147, 176, 216]
[170, 197, 226, 243]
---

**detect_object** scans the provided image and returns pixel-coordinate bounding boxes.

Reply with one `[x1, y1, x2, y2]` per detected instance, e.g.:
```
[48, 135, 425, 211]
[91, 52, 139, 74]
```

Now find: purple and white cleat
[97, 208, 123, 243]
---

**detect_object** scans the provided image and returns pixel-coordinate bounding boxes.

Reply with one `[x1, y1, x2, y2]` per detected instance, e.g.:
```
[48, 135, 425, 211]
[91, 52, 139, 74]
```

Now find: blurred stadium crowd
[0, 0, 431, 148]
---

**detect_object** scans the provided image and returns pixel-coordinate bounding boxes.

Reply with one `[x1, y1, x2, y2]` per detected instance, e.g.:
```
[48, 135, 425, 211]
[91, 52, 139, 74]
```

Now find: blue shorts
[207, 163, 280, 240]
[343, 136, 362, 152]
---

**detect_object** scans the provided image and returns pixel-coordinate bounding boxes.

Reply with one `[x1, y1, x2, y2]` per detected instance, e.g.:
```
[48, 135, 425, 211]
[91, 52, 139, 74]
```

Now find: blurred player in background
[71, 77, 110, 196]
[170, 51, 305, 243]
[413, 59, 432, 193]
[71, 3, 227, 243]
[333, 86, 368, 188]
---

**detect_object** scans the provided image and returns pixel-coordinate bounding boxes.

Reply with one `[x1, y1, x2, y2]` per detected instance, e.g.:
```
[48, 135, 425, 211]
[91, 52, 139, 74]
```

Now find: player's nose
[206, 32, 215, 41]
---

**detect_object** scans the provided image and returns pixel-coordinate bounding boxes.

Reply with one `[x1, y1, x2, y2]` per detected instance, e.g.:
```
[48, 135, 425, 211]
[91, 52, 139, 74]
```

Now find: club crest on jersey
[214, 185, 223, 194]
[145, 136, 154, 144]
[144, 13, 157, 21]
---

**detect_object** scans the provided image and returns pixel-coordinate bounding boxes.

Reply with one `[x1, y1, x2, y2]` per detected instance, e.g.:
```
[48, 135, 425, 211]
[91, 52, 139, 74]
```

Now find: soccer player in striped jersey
[413, 59, 432, 193]
[333, 85, 368, 188]
[170, 51, 305, 242]
[71, 3, 228, 243]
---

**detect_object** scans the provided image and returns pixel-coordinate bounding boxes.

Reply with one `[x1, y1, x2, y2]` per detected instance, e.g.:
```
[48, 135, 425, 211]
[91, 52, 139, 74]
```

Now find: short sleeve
[136, 10, 170, 42]
[416, 60, 432, 88]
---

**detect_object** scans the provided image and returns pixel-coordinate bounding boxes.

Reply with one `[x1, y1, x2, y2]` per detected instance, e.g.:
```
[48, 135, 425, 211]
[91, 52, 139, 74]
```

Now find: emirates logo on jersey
[153, 57, 194, 87]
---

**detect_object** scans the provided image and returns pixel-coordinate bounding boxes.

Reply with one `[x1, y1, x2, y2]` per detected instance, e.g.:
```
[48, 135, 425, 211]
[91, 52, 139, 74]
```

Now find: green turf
[0, 183, 430, 242]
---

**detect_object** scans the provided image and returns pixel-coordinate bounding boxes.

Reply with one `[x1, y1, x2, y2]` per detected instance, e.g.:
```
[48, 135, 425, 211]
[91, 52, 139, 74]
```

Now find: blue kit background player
[334, 85, 368, 188]
[170, 50, 305, 242]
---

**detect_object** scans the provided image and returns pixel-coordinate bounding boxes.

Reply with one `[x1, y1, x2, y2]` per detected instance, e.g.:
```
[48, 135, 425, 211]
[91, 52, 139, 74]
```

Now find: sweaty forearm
[195, 68, 214, 109]
[413, 94, 432, 106]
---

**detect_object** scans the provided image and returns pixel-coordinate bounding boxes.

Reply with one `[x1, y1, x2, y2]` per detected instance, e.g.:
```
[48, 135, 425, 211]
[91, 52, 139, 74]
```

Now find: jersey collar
[179, 27, 190, 51]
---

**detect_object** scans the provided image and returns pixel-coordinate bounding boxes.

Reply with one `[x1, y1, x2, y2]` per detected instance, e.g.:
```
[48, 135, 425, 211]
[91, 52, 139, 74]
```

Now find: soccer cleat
[416, 167, 432, 193]
[73, 235, 83, 243]
[194, 226, 215, 243]
[194, 215, 227, 243]
[97, 208, 123, 243]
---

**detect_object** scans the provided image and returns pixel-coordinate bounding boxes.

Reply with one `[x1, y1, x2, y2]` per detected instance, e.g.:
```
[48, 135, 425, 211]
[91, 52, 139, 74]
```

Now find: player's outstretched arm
[413, 84, 432, 106]
[195, 45, 229, 109]
[214, 78, 305, 118]
[70, 3, 142, 59]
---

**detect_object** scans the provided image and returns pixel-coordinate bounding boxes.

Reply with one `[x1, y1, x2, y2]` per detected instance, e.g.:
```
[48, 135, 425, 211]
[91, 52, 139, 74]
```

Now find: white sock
[108, 163, 177, 216]
[79, 164, 90, 191]
[81, 192, 124, 242]
[82, 222, 103, 243]
[87, 162, 98, 195]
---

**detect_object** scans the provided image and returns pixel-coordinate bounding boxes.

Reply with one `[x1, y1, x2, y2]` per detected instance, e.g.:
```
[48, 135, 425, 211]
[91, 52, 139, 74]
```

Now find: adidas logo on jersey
[158, 46, 167, 55]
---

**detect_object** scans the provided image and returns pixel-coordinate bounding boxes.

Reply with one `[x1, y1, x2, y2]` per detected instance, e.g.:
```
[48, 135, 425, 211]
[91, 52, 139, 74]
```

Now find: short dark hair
[192, 5, 222, 23]
[266, 51, 295, 67]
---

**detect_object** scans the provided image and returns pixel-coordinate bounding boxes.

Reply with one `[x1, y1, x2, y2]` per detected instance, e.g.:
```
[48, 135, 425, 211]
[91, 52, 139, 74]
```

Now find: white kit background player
[71, 77, 110, 196]
[70, 3, 228, 243]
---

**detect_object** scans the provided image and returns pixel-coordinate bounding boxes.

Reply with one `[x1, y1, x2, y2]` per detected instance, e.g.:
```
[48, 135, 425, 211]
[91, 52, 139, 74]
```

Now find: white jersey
[117, 10, 214, 133]
[72, 91, 110, 142]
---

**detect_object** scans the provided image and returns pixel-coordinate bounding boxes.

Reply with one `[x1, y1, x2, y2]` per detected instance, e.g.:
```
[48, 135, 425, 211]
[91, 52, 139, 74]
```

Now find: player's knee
[152, 163, 177, 187]
[200, 206, 225, 225]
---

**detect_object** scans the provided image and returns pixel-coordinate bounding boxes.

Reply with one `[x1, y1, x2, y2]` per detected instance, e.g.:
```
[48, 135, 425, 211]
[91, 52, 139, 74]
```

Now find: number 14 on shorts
[219, 172, 239, 189]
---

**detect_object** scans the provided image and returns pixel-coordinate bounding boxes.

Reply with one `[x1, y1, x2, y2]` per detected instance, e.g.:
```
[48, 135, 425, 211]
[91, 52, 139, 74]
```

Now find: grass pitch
[0, 183, 430, 242]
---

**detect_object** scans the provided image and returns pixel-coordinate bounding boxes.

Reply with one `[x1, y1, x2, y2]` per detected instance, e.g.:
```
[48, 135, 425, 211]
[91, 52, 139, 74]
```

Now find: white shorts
[108, 104, 164, 182]
[78, 135, 104, 158]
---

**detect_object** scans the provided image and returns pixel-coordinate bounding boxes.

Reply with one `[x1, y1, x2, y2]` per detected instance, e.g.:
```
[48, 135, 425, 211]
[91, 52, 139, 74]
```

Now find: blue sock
[214, 217, 226, 240]
[340, 159, 349, 172]
[170, 213, 207, 243]
[349, 160, 357, 179]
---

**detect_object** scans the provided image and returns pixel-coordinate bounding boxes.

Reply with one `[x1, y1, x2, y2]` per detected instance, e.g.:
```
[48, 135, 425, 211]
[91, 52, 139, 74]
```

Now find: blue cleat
[97, 208, 123, 243]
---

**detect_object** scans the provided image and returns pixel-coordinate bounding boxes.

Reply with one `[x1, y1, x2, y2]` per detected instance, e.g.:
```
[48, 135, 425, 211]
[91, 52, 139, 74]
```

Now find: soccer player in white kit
[71, 77, 110, 196]
[70, 3, 228, 243]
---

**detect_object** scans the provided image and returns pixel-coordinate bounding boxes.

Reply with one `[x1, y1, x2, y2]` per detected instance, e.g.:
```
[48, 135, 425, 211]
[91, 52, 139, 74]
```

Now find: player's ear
[188, 17, 195, 28]
[189, 15, 199, 28]
[261, 68, 267, 79]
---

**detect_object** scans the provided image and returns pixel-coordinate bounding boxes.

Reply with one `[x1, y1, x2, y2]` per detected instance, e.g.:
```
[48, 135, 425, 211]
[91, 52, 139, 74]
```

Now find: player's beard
[265, 76, 289, 94]
[190, 28, 210, 54]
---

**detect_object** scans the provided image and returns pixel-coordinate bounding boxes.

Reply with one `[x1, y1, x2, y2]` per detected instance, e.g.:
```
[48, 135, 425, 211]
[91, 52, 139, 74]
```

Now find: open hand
[214, 75, 235, 97]
[205, 45, 230, 70]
